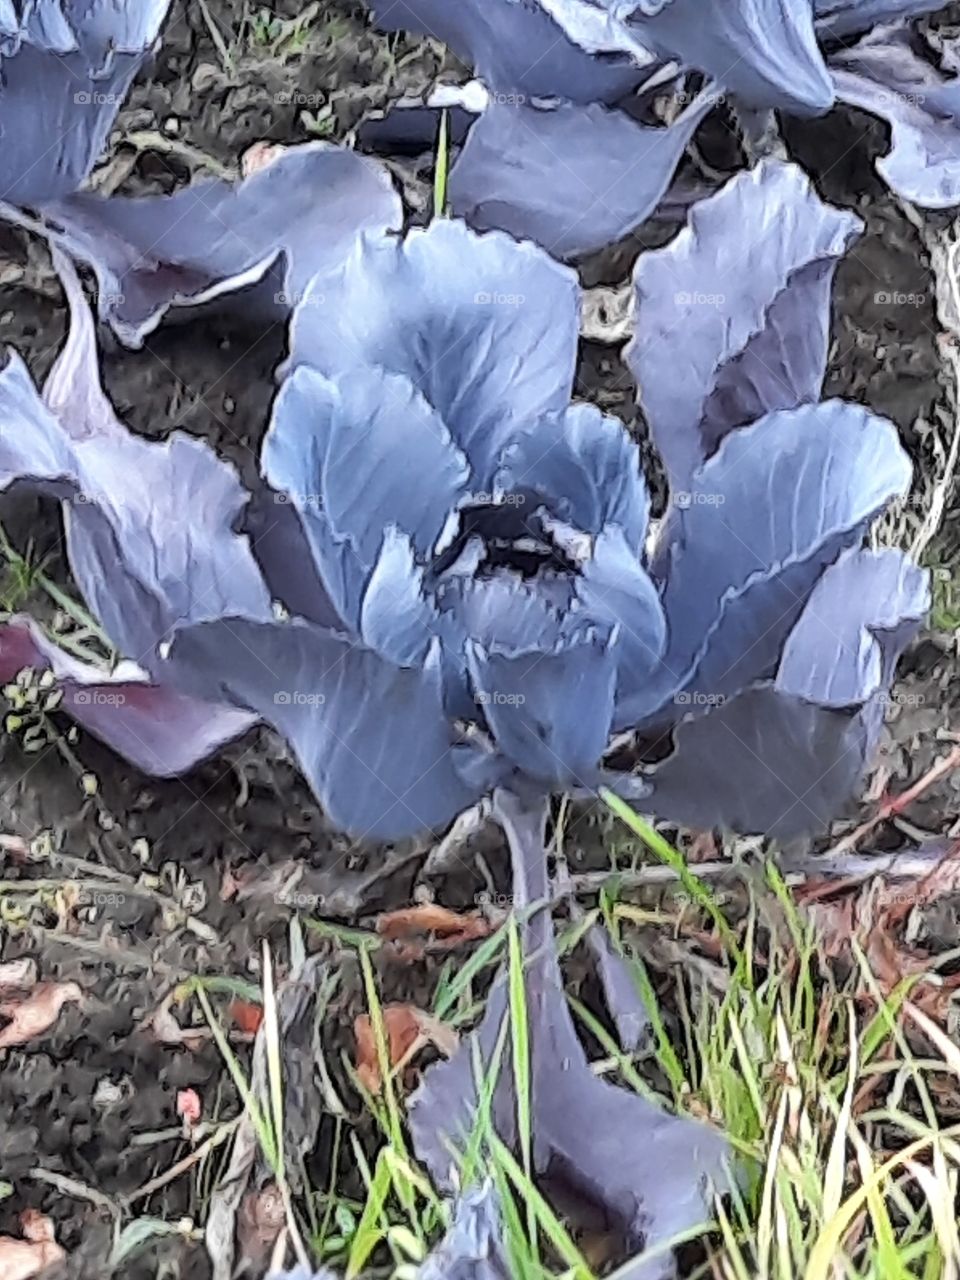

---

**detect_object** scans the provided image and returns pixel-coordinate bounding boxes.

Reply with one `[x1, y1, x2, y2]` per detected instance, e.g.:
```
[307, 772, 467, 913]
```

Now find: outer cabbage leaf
[816, 0, 945, 37]
[777, 546, 929, 703]
[830, 25, 960, 207]
[628, 160, 861, 491]
[0, 0, 170, 205]
[645, 686, 880, 837]
[447, 95, 712, 260]
[645, 546, 928, 836]
[0, 256, 272, 670]
[367, 0, 649, 102]
[166, 620, 485, 840]
[0, 616, 255, 776]
[39, 143, 402, 346]
[545, 0, 834, 114]
[619, 401, 912, 725]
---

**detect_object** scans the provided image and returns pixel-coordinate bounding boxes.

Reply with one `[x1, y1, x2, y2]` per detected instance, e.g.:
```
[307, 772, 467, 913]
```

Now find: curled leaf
[354, 1004, 459, 1094]
[0, 980, 82, 1050]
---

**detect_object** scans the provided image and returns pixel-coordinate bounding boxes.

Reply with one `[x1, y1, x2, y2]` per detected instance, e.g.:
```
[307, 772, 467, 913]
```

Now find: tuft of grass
[602, 793, 960, 1278]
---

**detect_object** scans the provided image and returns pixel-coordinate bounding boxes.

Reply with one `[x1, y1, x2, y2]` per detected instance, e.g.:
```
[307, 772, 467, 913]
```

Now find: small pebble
[93, 1078, 124, 1108]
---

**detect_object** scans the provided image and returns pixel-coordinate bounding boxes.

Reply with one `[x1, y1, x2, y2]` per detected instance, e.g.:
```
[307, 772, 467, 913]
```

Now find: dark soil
[0, 3, 958, 1278]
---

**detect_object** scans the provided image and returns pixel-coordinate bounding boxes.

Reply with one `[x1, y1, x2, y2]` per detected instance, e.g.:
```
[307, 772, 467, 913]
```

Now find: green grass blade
[433, 109, 450, 218]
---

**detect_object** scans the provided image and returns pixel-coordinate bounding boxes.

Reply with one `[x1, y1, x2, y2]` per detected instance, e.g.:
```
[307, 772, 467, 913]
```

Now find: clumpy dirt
[0, 3, 958, 1278]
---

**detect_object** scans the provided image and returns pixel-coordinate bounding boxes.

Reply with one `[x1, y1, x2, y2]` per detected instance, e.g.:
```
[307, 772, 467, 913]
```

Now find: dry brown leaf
[240, 141, 287, 177]
[0, 981, 82, 1050]
[17, 1214, 53, 1247]
[354, 1003, 459, 1094]
[798, 864, 960, 1026]
[0, 1212, 65, 1280]
[227, 999, 264, 1035]
[176, 1088, 202, 1130]
[0, 1238, 65, 1280]
[375, 903, 492, 961]
[146, 994, 209, 1052]
[219, 864, 243, 902]
[0, 960, 37, 993]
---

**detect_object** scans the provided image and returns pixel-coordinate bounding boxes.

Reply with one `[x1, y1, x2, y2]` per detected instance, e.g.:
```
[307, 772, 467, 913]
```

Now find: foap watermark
[75, 885, 126, 909]
[274, 289, 325, 307]
[74, 690, 127, 707]
[275, 888, 326, 910]
[274, 691, 326, 706]
[878, 690, 926, 708]
[474, 290, 526, 307]
[876, 90, 926, 107]
[273, 491, 322, 506]
[275, 90, 325, 107]
[489, 91, 527, 106]
[475, 691, 525, 707]
[475, 890, 513, 909]
[675, 88, 727, 109]
[674, 691, 725, 707]
[675, 290, 725, 308]
[75, 90, 122, 106]
[674, 490, 725, 509]
[875, 290, 926, 307]
[472, 491, 527, 507]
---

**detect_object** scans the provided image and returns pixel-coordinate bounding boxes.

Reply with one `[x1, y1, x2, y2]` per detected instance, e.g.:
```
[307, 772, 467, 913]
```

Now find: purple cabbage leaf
[816, 0, 946, 36]
[0, 250, 263, 774]
[410, 791, 728, 1280]
[524, 0, 835, 114]
[0, 615, 254, 777]
[628, 158, 862, 492]
[829, 23, 960, 207]
[34, 143, 403, 347]
[366, 0, 652, 103]
[446, 92, 713, 260]
[0, 0, 171, 206]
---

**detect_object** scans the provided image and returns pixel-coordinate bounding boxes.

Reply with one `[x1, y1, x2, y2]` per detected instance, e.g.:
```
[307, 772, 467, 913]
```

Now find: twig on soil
[122, 1118, 241, 1207]
[122, 132, 237, 181]
[28, 1169, 118, 1217]
[196, 0, 236, 76]
[5, 920, 181, 977]
[824, 745, 960, 858]
[561, 840, 960, 896]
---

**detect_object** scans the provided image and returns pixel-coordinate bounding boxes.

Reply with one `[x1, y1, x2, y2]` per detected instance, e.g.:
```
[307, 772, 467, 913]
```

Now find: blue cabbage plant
[0, 160, 928, 1274]
[362, 0, 960, 257]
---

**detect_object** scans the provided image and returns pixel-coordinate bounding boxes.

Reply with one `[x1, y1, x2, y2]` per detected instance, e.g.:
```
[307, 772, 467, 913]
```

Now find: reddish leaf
[227, 999, 264, 1035]
[0, 981, 82, 1050]
[176, 1087, 202, 1128]
[354, 1003, 458, 1094]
